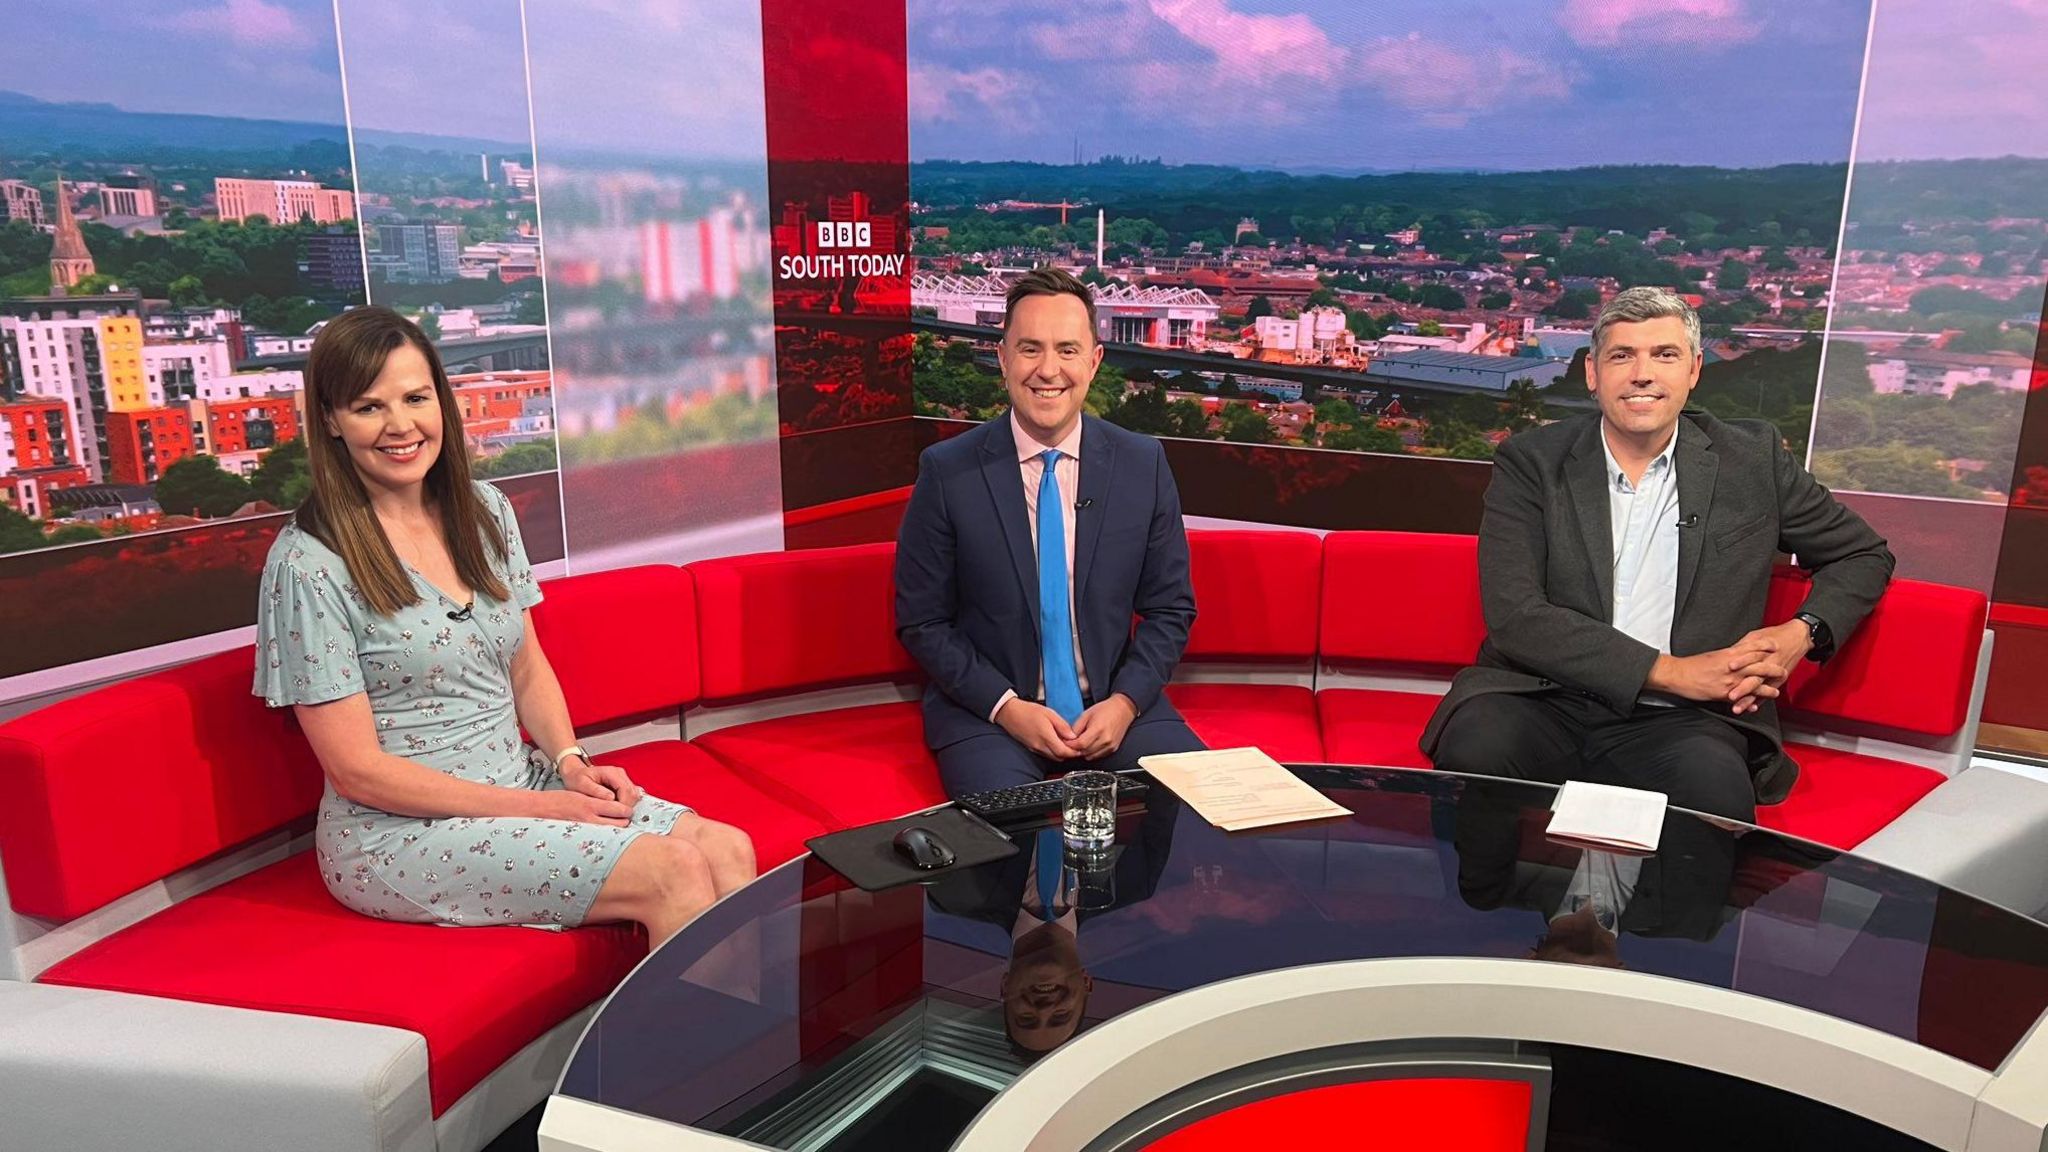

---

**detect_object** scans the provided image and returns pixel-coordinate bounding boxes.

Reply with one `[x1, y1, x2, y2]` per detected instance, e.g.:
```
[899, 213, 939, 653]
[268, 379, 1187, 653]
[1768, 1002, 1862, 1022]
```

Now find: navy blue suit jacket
[894, 413, 1196, 751]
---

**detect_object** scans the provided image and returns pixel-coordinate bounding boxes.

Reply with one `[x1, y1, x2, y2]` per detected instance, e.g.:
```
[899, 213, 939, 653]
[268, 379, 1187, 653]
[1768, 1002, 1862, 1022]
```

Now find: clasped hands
[547, 754, 646, 826]
[1648, 619, 1812, 715]
[995, 693, 1139, 761]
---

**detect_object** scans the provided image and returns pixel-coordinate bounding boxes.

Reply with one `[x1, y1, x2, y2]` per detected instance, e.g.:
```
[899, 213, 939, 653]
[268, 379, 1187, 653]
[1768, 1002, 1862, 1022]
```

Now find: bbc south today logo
[777, 218, 906, 280]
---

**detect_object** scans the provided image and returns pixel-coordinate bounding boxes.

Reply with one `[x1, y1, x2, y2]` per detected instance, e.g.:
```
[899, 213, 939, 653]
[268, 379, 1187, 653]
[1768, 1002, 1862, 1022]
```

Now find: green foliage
[45, 524, 104, 545]
[1414, 283, 1466, 311]
[1244, 296, 1275, 321]
[473, 441, 559, 479]
[558, 393, 774, 464]
[1478, 290, 1514, 310]
[1908, 285, 2022, 316]
[0, 502, 47, 554]
[1505, 379, 1547, 432]
[4, 218, 364, 316]
[911, 332, 1005, 416]
[1415, 319, 1445, 337]
[154, 455, 254, 519]
[248, 437, 310, 508]
[1218, 402, 1274, 444]
[1323, 423, 1405, 453]
[1346, 310, 1385, 341]
[1689, 342, 1821, 455]
[1811, 445, 1978, 498]
[1718, 258, 1750, 291]
[1546, 289, 1601, 319]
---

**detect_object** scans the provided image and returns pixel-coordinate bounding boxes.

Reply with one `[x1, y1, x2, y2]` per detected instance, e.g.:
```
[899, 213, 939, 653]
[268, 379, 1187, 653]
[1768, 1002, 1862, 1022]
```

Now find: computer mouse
[893, 825, 956, 870]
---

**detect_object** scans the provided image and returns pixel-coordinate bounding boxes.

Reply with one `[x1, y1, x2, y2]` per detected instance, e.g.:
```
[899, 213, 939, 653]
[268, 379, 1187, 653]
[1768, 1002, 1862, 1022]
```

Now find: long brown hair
[296, 306, 508, 616]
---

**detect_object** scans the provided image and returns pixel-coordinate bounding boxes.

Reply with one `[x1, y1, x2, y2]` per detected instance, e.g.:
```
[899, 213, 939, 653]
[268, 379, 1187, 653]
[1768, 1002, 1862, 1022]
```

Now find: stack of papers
[1138, 747, 1351, 832]
[1544, 780, 1668, 854]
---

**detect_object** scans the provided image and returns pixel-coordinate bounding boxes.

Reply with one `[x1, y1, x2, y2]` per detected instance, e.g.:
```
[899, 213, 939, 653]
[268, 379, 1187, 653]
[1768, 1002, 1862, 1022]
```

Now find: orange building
[1, 465, 90, 520]
[204, 396, 300, 456]
[451, 371, 551, 423]
[0, 397, 79, 473]
[214, 178, 355, 225]
[104, 407, 194, 485]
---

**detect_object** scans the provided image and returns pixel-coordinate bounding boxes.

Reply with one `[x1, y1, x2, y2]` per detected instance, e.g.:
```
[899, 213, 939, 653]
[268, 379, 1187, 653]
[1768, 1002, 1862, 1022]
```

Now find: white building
[1252, 307, 1354, 364]
[0, 298, 148, 482]
[1867, 351, 2032, 397]
[644, 209, 745, 304]
[248, 334, 318, 358]
[143, 339, 235, 405]
[911, 273, 1219, 348]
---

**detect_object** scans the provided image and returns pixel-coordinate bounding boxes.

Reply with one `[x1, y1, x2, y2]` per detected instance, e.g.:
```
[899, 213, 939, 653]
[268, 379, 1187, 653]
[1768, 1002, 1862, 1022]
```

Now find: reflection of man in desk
[929, 798, 1179, 1056]
[1452, 788, 1738, 967]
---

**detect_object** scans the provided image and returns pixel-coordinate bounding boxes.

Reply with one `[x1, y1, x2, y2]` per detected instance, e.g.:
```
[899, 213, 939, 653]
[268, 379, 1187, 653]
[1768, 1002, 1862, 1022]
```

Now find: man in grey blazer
[1421, 287, 1894, 820]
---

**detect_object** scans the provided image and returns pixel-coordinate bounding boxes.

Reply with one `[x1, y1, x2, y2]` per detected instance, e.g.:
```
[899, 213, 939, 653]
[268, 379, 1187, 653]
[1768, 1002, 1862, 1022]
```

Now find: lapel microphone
[1676, 513, 1700, 528]
[1075, 498, 1095, 510]
[447, 602, 475, 622]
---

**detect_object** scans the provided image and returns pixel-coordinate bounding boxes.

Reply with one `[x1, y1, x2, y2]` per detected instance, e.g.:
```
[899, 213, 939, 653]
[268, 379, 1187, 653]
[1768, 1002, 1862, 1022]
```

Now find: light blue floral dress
[254, 481, 689, 927]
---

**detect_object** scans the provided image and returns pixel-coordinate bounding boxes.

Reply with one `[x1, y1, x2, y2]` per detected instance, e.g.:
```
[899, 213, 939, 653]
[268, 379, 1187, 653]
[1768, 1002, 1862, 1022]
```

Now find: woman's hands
[548, 751, 646, 826]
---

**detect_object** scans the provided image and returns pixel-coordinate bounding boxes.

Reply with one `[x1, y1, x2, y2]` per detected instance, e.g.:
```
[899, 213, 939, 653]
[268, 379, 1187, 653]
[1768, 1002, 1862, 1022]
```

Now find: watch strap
[552, 744, 593, 773]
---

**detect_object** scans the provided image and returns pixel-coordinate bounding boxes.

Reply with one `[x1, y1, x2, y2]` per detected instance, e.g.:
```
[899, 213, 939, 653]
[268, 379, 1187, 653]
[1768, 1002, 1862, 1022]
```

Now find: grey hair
[1591, 286, 1701, 358]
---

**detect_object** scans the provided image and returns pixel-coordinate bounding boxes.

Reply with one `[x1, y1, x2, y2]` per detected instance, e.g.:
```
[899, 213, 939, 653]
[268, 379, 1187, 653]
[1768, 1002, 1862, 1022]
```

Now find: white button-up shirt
[1603, 428, 1681, 659]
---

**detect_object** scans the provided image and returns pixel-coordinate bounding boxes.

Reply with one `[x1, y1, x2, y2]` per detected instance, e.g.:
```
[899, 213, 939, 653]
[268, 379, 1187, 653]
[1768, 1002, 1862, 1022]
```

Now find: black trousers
[1431, 691, 1757, 822]
[937, 717, 1207, 798]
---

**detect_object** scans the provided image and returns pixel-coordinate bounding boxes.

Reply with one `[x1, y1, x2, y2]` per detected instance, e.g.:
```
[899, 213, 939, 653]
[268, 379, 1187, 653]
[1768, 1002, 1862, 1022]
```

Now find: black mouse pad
[805, 806, 1020, 892]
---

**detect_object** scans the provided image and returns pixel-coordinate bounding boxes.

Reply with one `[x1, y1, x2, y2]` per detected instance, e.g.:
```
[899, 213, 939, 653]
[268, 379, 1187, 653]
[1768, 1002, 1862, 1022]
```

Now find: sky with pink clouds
[907, 0, 1908, 170]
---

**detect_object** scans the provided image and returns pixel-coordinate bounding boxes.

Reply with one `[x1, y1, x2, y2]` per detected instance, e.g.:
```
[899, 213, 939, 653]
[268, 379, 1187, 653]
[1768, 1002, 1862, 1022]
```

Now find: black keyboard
[955, 773, 1151, 821]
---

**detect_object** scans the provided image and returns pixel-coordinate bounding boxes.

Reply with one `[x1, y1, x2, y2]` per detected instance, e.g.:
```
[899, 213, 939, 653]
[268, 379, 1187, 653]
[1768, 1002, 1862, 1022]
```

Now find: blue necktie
[1037, 449, 1085, 725]
[1035, 828, 1064, 918]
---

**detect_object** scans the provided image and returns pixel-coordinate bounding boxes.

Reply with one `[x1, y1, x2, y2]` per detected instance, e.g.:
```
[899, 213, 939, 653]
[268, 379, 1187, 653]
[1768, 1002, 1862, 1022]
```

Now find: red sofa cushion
[598, 741, 829, 868]
[0, 646, 324, 921]
[1315, 688, 1441, 770]
[1755, 742, 1945, 850]
[1166, 683, 1324, 763]
[1766, 570, 1987, 739]
[532, 565, 700, 729]
[38, 855, 643, 1117]
[1321, 532, 1486, 668]
[689, 544, 919, 703]
[1184, 530, 1322, 661]
[691, 702, 945, 828]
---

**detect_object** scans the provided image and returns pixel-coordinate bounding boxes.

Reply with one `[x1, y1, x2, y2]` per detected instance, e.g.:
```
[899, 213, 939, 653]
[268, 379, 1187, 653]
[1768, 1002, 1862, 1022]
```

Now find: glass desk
[548, 767, 2048, 1152]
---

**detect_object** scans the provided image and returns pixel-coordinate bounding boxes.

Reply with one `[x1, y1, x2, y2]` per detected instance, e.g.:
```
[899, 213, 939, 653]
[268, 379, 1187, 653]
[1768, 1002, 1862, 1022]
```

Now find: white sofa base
[0, 981, 434, 1152]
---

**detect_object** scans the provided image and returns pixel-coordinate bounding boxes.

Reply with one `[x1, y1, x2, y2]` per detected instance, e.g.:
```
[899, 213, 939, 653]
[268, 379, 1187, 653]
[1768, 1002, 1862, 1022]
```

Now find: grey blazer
[1419, 410, 1895, 804]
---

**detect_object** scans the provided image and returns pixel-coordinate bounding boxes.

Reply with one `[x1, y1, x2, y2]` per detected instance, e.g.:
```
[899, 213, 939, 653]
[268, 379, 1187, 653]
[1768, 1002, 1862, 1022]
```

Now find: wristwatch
[551, 744, 593, 774]
[1793, 612, 1834, 662]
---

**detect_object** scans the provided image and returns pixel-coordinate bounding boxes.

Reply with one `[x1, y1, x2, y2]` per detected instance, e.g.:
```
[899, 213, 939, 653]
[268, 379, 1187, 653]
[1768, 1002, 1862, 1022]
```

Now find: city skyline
[908, 0, 1873, 171]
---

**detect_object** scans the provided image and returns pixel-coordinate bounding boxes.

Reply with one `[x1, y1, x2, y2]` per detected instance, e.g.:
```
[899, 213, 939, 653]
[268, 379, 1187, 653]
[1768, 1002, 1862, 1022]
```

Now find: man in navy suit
[896, 267, 1206, 798]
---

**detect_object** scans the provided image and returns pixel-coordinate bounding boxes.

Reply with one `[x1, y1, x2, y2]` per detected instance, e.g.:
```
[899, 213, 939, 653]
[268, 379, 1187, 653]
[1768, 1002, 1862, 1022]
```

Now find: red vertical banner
[759, 0, 918, 549]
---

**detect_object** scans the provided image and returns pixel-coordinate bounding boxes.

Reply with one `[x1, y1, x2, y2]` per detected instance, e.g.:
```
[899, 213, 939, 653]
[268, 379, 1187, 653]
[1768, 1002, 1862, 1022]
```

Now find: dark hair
[1003, 266, 1098, 336]
[295, 306, 507, 616]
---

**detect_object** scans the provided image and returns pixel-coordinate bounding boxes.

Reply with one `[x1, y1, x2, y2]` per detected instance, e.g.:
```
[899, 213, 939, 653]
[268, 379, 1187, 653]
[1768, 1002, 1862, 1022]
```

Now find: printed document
[1545, 780, 1668, 853]
[1139, 747, 1351, 832]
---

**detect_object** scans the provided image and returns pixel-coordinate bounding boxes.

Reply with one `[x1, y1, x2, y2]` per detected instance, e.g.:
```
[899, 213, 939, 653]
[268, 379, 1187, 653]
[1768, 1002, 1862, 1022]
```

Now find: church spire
[49, 173, 97, 294]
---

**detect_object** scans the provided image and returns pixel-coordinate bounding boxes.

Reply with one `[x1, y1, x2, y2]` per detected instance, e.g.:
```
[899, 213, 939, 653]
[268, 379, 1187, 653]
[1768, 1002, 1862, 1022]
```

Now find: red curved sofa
[0, 529, 1990, 1150]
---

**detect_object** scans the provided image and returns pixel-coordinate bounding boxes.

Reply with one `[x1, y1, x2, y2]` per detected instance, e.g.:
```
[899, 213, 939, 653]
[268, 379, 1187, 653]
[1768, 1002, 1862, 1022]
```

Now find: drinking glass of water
[1061, 770, 1117, 849]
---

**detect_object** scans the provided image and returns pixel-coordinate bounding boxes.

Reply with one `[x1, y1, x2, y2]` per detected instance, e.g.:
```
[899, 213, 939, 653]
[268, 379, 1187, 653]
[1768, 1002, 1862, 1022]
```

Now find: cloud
[1356, 33, 1576, 127]
[150, 0, 317, 51]
[1854, 0, 2048, 159]
[1145, 0, 1345, 82]
[1559, 0, 1761, 48]
[908, 64, 1038, 133]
